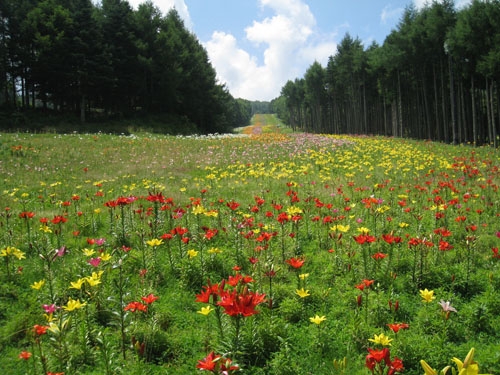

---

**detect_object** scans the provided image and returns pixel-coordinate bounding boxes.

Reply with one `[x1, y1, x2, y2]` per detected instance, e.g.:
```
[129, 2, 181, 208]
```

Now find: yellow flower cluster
[70, 271, 104, 289]
[0, 246, 25, 260]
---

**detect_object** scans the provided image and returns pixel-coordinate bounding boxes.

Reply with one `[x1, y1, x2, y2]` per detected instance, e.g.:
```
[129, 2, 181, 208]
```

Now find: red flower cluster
[18, 351, 32, 360]
[124, 301, 148, 313]
[124, 294, 158, 313]
[161, 226, 189, 243]
[226, 200, 240, 211]
[365, 348, 403, 375]
[196, 351, 239, 373]
[492, 247, 500, 259]
[355, 279, 375, 291]
[387, 322, 409, 333]
[217, 287, 266, 317]
[146, 191, 171, 203]
[196, 275, 265, 318]
[353, 234, 377, 244]
[381, 233, 402, 245]
[104, 196, 136, 208]
[372, 252, 388, 260]
[51, 215, 67, 224]
[33, 324, 49, 336]
[196, 280, 225, 304]
[19, 211, 35, 219]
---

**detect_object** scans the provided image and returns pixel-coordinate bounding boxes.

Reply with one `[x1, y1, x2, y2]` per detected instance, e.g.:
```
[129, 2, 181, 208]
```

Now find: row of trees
[0, 0, 252, 133]
[272, 0, 499, 146]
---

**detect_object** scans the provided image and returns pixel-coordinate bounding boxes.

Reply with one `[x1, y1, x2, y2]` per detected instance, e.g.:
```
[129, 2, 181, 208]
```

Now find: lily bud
[463, 348, 475, 368]
[420, 359, 437, 375]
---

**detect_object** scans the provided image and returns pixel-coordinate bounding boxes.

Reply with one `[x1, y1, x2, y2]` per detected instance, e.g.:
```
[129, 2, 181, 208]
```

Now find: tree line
[0, 0, 253, 133]
[272, 0, 499, 147]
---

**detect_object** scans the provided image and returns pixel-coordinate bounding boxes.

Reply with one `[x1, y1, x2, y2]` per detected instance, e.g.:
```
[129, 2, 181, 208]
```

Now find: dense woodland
[272, 0, 500, 146]
[1, 0, 499, 141]
[0, 0, 253, 133]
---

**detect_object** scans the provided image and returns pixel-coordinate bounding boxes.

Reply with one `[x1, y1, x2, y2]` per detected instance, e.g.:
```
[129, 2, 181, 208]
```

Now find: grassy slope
[0, 120, 499, 374]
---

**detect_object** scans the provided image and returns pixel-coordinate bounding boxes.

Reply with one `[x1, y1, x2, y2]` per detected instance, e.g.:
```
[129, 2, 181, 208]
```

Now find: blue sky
[126, 0, 471, 101]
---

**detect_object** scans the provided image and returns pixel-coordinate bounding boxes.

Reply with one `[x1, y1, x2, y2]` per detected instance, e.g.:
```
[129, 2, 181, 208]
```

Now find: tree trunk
[391, 100, 398, 137]
[363, 83, 367, 134]
[80, 95, 86, 124]
[433, 64, 441, 141]
[11, 74, 16, 108]
[398, 71, 403, 137]
[441, 60, 449, 143]
[448, 54, 457, 144]
[383, 95, 388, 136]
[422, 75, 431, 140]
[487, 79, 497, 148]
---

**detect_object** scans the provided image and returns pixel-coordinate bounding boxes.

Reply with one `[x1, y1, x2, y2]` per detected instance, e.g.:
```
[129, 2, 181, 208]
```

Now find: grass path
[238, 114, 289, 135]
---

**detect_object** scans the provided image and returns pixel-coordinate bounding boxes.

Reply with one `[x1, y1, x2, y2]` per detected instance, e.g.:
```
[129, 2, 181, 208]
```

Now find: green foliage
[0, 125, 498, 374]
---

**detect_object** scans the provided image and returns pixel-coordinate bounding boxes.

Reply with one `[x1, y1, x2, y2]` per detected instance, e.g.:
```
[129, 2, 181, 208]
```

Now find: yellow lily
[419, 288, 436, 303]
[422, 348, 492, 375]
[197, 306, 213, 316]
[309, 315, 326, 325]
[368, 333, 393, 346]
[82, 248, 95, 257]
[31, 280, 45, 290]
[146, 238, 163, 247]
[63, 298, 87, 312]
[70, 278, 86, 290]
[295, 288, 310, 298]
[451, 348, 492, 375]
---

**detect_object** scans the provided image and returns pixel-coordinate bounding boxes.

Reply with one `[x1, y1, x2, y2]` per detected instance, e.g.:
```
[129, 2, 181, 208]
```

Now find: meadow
[0, 114, 499, 375]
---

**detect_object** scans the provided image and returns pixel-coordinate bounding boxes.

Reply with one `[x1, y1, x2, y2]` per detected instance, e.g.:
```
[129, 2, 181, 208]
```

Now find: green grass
[0, 121, 499, 374]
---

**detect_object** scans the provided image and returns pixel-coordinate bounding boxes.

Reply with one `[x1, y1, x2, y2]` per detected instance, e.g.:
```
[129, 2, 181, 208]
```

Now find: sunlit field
[1, 114, 499, 375]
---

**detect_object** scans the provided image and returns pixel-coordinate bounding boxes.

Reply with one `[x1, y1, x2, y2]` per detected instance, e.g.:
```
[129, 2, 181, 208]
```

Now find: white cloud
[126, 0, 337, 101]
[381, 5, 403, 25]
[205, 0, 336, 101]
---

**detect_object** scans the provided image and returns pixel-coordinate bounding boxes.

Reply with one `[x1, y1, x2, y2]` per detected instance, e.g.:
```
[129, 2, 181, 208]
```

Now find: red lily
[285, 257, 305, 269]
[141, 294, 159, 304]
[196, 351, 220, 371]
[217, 288, 265, 317]
[124, 301, 148, 313]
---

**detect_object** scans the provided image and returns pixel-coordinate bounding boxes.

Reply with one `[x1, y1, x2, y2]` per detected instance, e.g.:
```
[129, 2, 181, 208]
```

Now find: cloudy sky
[126, 0, 471, 101]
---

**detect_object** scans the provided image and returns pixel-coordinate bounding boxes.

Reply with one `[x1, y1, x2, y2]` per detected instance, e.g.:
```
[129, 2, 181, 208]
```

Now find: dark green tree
[304, 61, 326, 133]
[97, 0, 140, 114]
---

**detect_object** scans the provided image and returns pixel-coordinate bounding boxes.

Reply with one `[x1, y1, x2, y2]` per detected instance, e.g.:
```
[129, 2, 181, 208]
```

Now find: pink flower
[55, 246, 67, 257]
[95, 238, 106, 246]
[42, 304, 59, 314]
[88, 257, 101, 267]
